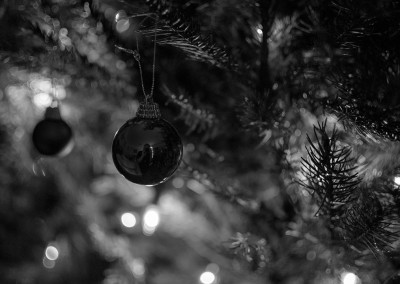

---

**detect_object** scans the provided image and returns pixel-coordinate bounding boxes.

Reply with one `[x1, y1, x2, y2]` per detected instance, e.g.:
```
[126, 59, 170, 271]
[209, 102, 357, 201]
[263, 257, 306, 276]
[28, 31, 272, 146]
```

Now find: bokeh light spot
[172, 177, 185, 188]
[33, 92, 52, 108]
[43, 257, 55, 269]
[116, 19, 130, 33]
[200, 271, 216, 284]
[131, 258, 145, 277]
[342, 272, 360, 284]
[45, 245, 59, 261]
[185, 143, 195, 152]
[142, 206, 160, 235]
[121, 212, 137, 228]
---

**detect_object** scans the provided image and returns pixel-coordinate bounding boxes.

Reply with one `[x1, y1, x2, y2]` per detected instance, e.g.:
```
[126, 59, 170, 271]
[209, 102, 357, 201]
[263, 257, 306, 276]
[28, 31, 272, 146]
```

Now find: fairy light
[30, 77, 67, 108]
[116, 18, 130, 33]
[142, 205, 160, 235]
[115, 10, 130, 33]
[255, 24, 263, 41]
[342, 272, 360, 284]
[121, 212, 137, 228]
[394, 176, 400, 186]
[43, 257, 56, 269]
[199, 264, 219, 284]
[30, 79, 52, 93]
[172, 177, 185, 188]
[45, 245, 59, 261]
[199, 271, 216, 284]
[130, 258, 146, 277]
[33, 92, 52, 108]
[43, 244, 59, 269]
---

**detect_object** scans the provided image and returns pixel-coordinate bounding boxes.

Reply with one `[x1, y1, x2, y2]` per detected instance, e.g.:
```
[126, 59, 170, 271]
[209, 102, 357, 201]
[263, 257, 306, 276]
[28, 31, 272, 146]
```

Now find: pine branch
[226, 232, 270, 272]
[337, 191, 400, 254]
[238, 0, 278, 132]
[182, 162, 258, 211]
[145, 0, 235, 70]
[328, 95, 400, 141]
[161, 85, 219, 141]
[300, 120, 360, 217]
[300, 120, 400, 253]
[258, 0, 276, 93]
[318, 0, 400, 141]
[238, 87, 291, 146]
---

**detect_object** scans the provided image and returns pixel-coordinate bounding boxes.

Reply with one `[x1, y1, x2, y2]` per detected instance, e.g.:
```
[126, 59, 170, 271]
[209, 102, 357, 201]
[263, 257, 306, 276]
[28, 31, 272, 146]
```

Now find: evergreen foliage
[1, 0, 400, 283]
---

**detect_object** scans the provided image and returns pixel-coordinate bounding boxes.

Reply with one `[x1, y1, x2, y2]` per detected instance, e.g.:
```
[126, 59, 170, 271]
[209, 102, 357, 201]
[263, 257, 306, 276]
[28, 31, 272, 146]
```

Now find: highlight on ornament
[142, 205, 160, 236]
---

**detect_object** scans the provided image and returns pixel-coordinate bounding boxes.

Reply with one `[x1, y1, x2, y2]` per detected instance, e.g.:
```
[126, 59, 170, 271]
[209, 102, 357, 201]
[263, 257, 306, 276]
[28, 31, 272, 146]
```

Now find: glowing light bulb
[33, 92, 52, 108]
[53, 85, 66, 100]
[121, 212, 137, 228]
[144, 207, 160, 227]
[45, 245, 59, 261]
[130, 258, 145, 277]
[30, 79, 52, 93]
[115, 10, 130, 33]
[116, 19, 130, 33]
[172, 177, 185, 188]
[394, 176, 400, 186]
[142, 206, 160, 235]
[115, 10, 126, 22]
[200, 271, 216, 284]
[342, 272, 360, 284]
[43, 257, 56, 269]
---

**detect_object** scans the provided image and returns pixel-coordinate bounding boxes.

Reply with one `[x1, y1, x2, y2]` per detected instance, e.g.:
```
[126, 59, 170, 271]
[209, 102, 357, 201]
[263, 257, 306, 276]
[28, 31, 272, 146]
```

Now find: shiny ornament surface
[32, 106, 73, 157]
[112, 117, 183, 186]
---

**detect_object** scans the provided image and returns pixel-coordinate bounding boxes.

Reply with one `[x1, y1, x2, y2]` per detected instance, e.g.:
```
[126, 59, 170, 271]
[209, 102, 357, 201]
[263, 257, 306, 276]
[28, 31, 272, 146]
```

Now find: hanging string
[133, 15, 158, 104]
[51, 76, 59, 107]
[50, 45, 60, 107]
[150, 16, 158, 99]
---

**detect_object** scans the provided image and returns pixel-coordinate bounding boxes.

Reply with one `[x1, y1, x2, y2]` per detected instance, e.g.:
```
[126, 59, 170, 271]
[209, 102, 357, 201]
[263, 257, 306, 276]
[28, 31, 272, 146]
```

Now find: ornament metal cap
[44, 106, 62, 120]
[136, 102, 161, 119]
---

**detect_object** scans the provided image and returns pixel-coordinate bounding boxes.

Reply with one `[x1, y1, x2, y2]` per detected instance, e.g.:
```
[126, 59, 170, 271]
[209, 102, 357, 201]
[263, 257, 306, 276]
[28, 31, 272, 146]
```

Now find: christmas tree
[1, 0, 400, 283]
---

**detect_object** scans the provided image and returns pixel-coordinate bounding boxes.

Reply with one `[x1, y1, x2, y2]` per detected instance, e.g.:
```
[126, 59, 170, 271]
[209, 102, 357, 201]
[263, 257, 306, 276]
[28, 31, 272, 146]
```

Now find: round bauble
[32, 106, 73, 157]
[112, 103, 183, 186]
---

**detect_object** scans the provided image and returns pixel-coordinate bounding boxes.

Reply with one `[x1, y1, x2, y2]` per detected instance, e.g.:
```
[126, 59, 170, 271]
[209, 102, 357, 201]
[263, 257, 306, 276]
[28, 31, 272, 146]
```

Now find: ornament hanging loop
[137, 14, 158, 104]
[117, 13, 159, 105]
[49, 45, 64, 108]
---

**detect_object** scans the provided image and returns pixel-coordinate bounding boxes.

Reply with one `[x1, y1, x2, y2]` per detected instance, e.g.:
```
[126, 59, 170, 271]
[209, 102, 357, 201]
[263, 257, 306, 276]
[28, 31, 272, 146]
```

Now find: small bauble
[32, 106, 73, 157]
[112, 102, 183, 186]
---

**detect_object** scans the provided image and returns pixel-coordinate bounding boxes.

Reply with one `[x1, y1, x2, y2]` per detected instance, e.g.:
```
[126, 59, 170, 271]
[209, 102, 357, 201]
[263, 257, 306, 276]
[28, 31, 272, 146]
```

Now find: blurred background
[1, 0, 400, 283]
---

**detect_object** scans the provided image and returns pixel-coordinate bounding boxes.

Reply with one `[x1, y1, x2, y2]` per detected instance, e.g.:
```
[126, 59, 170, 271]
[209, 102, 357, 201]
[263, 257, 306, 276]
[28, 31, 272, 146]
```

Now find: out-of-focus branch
[258, 0, 273, 92]
[258, 0, 276, 95]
